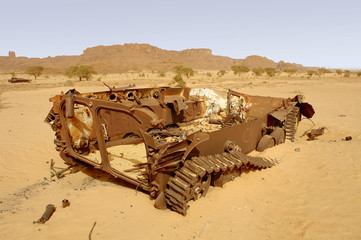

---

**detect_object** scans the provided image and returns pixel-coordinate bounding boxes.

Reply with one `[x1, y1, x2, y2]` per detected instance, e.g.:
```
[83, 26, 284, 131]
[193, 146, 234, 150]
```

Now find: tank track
[164, 146, 277, 215]
[284, 106, 300, 142]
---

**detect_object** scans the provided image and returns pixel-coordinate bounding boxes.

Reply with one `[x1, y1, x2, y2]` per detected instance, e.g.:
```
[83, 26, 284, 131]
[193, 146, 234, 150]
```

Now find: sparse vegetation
[344, 70, 350, 78]
[357, 71, 361, 77]
[64, 80, 74, 87]
[174, 65, 195, 78]
[318, 67, 331, 75]
[10, 72, 16, 78]
[265, 68, 276, 77]
[231, 65, 250, 75]
[307, 70, 317, 77]
[173, 74, 187, 88]
[335, 69, 343, 75]
[252, 68, 265, 76]
[138, 73, 145, 77]
[25, 66, 44, 79]
[65, 65, 97, 81]
[217, 70, 226, 77]
[283, 69, 297, 76]
[206, 72, 212, 77]
[158, 71, 166, 77]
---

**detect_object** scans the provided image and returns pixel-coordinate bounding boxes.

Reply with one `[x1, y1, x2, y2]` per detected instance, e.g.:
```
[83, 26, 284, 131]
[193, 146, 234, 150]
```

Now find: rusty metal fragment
[45, 87, 314, 215]
[34, 204, 56, 224]
[306, 127, 325, 141]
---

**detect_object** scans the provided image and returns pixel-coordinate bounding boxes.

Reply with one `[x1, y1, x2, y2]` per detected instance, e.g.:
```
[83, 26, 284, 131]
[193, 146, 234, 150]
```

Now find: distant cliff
[0, 43, 305, 73]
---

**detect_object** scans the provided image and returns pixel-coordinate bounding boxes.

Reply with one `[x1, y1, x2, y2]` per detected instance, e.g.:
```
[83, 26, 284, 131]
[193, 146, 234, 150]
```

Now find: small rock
[344, 136, 352, 141]
[62, 199, 70, 208]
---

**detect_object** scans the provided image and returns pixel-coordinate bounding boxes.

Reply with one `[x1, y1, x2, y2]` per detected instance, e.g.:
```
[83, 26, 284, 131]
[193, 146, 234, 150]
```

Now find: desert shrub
[231, 65, 249, 75]
[206, 72, 212, 77]
[217, 70, 226, 77]
[307, 70, 317, 77]
[283, 69, 297, 76]
[357, 71, 361, 77]
[97, 77, 102, 81]
[344, 70, 350, 77]
[252, 68, 265, 76]
[9, 72, 16, 78]
[318, 67, 331, 75]
[25, 65, 44, 79]
[64, 80, 74, 87]
[265, 68, 276, 77]
[173, 74, 186, 88]
[158, 71, 166, 77]
[65, 65, 97, 81]
[335, 69, 343, 75]
[138, 73, 145, 77]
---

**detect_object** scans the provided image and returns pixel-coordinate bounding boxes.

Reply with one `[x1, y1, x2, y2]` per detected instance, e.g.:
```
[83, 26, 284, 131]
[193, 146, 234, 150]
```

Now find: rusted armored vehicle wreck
[45, 87, 314, 214]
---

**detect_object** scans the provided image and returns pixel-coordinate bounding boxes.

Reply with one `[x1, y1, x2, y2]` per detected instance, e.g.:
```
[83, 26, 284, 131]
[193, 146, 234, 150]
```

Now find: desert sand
[0, 73, 360, 240]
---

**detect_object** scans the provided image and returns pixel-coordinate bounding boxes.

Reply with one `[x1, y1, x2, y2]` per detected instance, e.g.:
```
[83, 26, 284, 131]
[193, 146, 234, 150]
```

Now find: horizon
[1, 0, 360, 69]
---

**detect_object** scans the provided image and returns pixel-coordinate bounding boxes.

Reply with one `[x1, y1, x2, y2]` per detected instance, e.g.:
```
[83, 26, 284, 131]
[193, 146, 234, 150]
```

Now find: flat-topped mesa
[0, 43, 308, 72]
[179, 48, 212, 56]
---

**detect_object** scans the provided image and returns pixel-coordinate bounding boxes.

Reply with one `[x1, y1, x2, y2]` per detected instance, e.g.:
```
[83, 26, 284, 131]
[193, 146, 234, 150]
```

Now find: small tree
[335, 69, 343, 75]
[173, 74, 187, 88]
[174, 65, 194, 78]
[25, 66, 44, 79]
[357, 71, 361, 77]
[344, 70, 350, 78]
[307, 70, 317, 77]
[9, 72, 16, 78]
[65, 65, 97, 81]
[231, 65, 249, 75]
[283, 69, 297, 76]
[217, 70, 226, 77]
[252, 68, 265, 76]
[265, 68, 276, 77]
[183, 68, 195, 78]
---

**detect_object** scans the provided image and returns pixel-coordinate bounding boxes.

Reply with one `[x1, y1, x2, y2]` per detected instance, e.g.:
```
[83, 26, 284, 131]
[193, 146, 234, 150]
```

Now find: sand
[0, 73, 360, 240]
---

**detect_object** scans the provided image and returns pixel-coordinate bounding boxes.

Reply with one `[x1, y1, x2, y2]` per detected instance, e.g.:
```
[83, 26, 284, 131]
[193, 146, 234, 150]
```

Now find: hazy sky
[1, 0, 360, 69]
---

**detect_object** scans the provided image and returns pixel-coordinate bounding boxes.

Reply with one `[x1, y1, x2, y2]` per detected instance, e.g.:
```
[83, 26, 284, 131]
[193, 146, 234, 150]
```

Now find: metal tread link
[164, 146, 277, 215]
[284, 106, 299, 142]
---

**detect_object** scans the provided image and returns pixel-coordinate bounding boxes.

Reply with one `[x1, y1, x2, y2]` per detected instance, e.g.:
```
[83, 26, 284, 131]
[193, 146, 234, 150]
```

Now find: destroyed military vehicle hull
[45, 87, 314, 214]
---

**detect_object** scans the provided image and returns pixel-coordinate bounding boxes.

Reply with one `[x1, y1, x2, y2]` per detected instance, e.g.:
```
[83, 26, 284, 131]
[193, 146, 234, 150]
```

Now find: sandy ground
[0, 73, 360, 240]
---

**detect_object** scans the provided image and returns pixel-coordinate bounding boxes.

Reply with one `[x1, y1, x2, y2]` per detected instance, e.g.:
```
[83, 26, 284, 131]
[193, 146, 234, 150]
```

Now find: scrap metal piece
[8, 78, 31, 83]
[34, 204, 56, 224]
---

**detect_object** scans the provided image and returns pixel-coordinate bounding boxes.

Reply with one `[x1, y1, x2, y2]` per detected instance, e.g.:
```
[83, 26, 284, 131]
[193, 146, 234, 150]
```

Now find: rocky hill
[0, 44, 305, 73]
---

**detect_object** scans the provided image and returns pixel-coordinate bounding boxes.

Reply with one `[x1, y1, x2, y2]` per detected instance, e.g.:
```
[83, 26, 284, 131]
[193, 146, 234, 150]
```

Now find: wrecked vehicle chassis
[45, 87, 314, 214]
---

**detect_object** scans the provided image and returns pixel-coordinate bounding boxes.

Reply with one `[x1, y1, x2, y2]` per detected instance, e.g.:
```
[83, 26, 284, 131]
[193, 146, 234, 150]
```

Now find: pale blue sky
[1, 0, 360, 69]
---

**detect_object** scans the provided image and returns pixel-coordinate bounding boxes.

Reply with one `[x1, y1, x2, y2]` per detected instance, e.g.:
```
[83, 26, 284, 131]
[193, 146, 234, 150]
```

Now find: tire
[256, 135, 276, 152]
[270, 127, 286, 145]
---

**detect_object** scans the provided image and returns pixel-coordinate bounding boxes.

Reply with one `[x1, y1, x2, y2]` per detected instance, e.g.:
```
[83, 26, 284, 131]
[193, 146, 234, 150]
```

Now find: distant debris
[8, 77, 31, 83]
